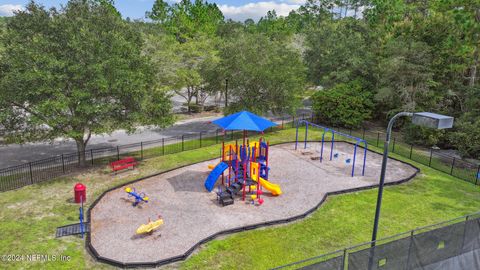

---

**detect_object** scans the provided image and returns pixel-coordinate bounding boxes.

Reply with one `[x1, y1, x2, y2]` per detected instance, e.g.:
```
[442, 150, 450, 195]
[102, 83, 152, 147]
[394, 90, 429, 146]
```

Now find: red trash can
[74, 183, 86, 203]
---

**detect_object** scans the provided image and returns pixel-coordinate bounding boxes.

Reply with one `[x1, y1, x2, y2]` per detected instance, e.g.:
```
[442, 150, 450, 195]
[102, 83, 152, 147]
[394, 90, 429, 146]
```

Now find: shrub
[452, 114, 480, 159]
[189, 104, 203, 113]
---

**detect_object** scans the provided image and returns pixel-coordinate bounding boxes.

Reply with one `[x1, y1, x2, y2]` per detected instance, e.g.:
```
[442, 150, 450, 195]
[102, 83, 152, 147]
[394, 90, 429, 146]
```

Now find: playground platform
[88, 142, 418, 267]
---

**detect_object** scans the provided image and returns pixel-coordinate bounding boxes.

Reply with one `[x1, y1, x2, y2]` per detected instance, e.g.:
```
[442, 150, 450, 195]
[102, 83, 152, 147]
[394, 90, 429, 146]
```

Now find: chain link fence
[273, 212, 480, 270]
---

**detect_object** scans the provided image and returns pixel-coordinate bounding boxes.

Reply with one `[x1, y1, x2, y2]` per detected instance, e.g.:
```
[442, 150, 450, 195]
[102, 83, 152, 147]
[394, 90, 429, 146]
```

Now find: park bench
[110, 157, 138, 173]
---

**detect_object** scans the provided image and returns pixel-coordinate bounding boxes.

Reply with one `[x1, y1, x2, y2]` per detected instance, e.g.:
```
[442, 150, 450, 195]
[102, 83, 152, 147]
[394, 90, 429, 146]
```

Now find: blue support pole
[304, 123, 308, 149]
[320, 132, 326, 162]
[330, 132, 335, 161]
[352, 142, 358, 177]
[295, 123, 299, 150]
[79, 196, 84, 239]
[362, 142, 368, 176]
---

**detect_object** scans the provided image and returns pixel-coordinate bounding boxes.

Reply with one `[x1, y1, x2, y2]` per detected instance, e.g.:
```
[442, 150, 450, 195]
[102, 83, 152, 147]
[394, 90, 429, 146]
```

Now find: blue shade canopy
[212, 111, 277, 132]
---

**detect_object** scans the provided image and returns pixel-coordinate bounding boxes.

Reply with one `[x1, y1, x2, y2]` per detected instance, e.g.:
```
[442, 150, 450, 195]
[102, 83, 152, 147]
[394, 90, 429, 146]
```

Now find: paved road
[0, 108, 312, 168]
[0, 116, 221, 168]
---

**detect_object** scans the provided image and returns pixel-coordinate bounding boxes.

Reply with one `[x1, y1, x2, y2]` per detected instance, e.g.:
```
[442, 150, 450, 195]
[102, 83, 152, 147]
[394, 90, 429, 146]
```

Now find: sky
[0, 0, 306, 22]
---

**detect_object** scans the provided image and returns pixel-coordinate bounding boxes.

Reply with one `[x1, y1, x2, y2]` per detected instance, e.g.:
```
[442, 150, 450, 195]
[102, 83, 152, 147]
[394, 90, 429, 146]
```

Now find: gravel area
[90, 142, 418, 264]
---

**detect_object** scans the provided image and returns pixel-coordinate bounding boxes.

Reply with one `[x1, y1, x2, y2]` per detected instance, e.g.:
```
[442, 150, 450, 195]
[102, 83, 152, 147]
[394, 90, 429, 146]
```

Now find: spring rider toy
[136, 215, 164, 235]
[125, 187, 149, 207]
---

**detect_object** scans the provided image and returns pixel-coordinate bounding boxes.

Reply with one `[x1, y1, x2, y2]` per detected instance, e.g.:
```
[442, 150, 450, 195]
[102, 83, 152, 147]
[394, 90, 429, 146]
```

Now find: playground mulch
[89, 142, 418, 265]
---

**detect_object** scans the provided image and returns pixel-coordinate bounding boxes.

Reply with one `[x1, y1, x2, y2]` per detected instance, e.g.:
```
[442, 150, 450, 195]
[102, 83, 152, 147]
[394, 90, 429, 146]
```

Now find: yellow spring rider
[136, 215, 164, 235]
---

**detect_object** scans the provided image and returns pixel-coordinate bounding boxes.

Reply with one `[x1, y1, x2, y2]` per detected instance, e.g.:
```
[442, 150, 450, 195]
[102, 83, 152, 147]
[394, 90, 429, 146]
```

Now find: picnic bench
[110, 157, 138, 173]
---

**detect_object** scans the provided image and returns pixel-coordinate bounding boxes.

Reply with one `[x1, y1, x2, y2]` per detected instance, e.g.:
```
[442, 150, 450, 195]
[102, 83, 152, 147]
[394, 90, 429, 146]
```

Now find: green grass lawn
[0, 127, 479, 270]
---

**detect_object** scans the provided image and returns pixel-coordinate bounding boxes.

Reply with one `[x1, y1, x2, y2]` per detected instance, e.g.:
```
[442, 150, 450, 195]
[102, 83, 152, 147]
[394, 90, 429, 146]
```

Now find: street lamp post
[371, 112, 454, 246]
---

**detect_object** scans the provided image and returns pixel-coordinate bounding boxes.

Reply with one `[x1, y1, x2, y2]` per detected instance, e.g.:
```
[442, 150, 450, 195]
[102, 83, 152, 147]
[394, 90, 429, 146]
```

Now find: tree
[312, 81, 373, 128]
[304, 18, 376, 88]
[375, 37, 436, 114]
[144, 32, 218, 113]
[435, 1, 480, 87]
[211, 32, 306, 115]
[452, 85, 480, 158]
[147, 0, 224, 41]
[255, 10, 296, 40]
[0, 0, 173, 165]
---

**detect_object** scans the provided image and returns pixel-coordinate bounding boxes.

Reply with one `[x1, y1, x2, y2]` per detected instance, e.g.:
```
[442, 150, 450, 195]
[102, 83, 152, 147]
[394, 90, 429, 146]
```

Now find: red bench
[110, 157, 138, 173]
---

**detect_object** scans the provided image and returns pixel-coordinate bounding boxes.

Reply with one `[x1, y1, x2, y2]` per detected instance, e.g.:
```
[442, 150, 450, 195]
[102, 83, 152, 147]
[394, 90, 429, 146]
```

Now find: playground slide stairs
[218, 193, 234, 206]
[56, 222, 90, 238]
[204, 162, 229, 192]
[226, 182, 243, 195]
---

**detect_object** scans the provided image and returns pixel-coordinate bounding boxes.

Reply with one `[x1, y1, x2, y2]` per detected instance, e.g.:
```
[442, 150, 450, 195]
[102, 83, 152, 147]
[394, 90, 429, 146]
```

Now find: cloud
[219, 1, 301, 22]
[0, 4, 23, 17]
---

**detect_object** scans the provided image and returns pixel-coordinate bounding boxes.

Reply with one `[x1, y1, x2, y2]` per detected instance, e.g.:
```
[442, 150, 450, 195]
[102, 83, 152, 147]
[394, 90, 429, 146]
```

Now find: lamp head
[412, 112, 454, 129]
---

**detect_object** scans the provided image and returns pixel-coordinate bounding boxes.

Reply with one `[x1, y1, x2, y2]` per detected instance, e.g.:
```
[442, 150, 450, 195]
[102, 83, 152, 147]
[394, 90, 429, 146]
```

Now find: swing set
[295, 120, 368, 177]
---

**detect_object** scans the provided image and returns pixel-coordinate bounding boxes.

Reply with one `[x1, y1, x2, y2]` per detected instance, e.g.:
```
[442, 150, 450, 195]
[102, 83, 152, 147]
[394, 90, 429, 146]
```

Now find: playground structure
[136, 215, 164, 235]
[295, 120, 368, 177]
[125, 187, 149, 207]
[89, 142, 419, 266]
[204, 138, 282, 206]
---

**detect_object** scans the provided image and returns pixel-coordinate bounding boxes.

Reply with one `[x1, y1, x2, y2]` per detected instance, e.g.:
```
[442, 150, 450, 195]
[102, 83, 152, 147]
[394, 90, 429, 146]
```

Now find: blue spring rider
[125, 187, 149, 207]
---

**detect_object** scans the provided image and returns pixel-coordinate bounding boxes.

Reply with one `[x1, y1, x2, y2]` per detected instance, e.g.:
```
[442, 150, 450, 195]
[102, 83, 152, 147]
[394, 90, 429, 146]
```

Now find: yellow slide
[258, 177, 282, 196]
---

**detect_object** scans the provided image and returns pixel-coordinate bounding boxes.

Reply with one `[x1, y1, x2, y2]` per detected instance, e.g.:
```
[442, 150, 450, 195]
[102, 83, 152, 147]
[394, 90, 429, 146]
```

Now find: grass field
[0, 127, 479, 269]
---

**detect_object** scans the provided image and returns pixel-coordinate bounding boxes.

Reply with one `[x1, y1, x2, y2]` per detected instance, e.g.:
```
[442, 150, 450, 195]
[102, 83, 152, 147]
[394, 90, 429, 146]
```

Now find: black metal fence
[304, 116, 480, 186]
[1, 114, 479, 192]
[0, 115, 293, 192]
[273, 212, 480, 270]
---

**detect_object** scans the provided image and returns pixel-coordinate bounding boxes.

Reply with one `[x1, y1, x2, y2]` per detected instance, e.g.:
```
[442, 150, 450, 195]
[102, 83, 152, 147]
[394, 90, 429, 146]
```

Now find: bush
[189, 104, 203, 113]
[452, 114, 480, 159]
[204, 105, 219, 112]
[312, 81, 373, 128]
[403, 123, 445, 147]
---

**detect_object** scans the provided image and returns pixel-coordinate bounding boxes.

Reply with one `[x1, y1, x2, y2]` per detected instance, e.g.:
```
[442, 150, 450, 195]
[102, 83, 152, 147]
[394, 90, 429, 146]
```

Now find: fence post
[409, 145, 413, 159]
[162, 138, 165, 155]
[61, 154, 65, 173]
[405, 229, 415, 268]
[116, 146, 120, 161]
[200, 132, 202, 148]
[216, 130, 219, 144]
[429, 149, 433, 167]
[292, 116, 295, 128]
[91, 149, 94, 165]
[140, 142, 144, 160]
[182, 135, 184, 151]
[450, 157, 456, 175]
[231, 131, 233, 140]
[281, 117, 284, 129]
[476, 165, 480, 185]
[341, 248, 348, 269]
[392, 137, 396, 152]
[29, 163, 33, 184]
[376, 132, 380, 147]
[362, 128, 365, 140]
[349, 128, 352, 136]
